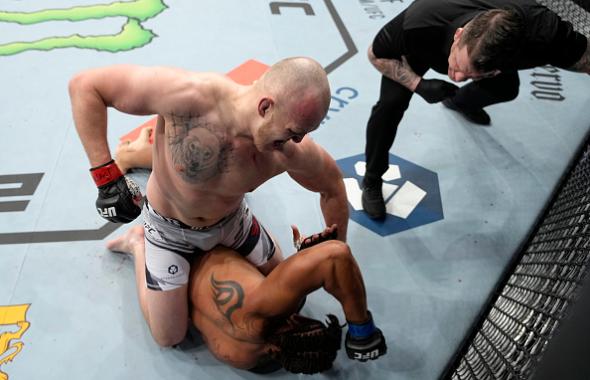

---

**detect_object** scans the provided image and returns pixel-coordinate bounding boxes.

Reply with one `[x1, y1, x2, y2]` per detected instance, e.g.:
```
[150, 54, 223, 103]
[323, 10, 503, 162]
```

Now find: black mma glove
[414, 78, 459, 104]
[90, 160, 142, 223]
[345, 311, 387, 362]
[297, 227, 338, 251]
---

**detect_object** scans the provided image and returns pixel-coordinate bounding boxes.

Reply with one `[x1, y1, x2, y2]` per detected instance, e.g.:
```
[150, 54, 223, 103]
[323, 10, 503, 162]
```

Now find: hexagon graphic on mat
[337, 153, 444, 236]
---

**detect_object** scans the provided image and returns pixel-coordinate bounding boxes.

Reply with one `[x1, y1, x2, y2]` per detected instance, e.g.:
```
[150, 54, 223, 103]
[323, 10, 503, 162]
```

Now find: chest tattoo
[168, 113, 232, 183]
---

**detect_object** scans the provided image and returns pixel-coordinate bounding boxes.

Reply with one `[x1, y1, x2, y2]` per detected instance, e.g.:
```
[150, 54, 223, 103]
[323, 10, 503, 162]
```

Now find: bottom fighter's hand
[292, 224, 338, 251]
[345, 311, 387, 362]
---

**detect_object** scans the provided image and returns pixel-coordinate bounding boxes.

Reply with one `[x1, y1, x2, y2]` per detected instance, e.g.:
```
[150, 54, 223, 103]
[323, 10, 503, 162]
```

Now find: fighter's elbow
[68, 72, 93, 98]
[323, 240, 352, 261]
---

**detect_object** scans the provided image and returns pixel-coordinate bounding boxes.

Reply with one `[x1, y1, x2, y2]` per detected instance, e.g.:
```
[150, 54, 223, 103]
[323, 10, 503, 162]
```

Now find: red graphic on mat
[119, 60, 270, 144]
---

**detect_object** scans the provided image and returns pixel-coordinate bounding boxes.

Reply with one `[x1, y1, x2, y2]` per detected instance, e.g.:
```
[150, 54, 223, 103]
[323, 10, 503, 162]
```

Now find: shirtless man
[68, 57, 349, 347]
[106, 225, 387, 374]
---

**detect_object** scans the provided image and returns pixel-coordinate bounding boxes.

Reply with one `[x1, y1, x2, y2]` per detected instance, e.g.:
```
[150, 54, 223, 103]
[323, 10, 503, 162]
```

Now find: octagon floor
[1, 1, 589, 380]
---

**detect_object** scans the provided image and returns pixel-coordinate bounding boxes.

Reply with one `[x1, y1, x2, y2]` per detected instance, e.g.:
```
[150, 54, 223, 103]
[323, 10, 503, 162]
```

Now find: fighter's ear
[258, 98, 274, 117]
[454, 27, 464, 41]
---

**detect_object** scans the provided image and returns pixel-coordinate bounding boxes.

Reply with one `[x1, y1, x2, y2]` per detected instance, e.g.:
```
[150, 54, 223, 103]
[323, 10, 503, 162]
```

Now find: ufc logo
[354, 349, 379, 360]
[98, 207, 117, 218]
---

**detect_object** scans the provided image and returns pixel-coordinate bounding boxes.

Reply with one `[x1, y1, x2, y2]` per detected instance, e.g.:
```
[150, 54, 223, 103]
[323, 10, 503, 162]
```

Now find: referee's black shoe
[443, 98, 491, 126]
[361, 180, 386, 220]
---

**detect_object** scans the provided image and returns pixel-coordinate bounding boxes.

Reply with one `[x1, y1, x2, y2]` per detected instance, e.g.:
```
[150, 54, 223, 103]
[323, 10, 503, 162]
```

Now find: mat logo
[269, 1, 315, 15]
[0, 304, 31, 380]
[0, 174, 44, 213]
[337, 154, 444, 236]
[0, 0, 167, 56]
[324, 87, 358, 124]
[530, 65, 565, 102]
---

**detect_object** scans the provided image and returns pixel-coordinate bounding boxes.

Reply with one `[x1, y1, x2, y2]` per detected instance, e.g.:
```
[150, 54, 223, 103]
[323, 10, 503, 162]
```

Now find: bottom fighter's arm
[251, 239, 388, 361]
[250, 240, 368, 323]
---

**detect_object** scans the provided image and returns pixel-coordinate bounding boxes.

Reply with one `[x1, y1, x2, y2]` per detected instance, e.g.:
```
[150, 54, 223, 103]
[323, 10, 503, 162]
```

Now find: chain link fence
[443, 2, 590, 378]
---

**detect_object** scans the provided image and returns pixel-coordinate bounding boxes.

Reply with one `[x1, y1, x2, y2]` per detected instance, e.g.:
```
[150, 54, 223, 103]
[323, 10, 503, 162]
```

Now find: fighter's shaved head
[259, 57, 331, 129]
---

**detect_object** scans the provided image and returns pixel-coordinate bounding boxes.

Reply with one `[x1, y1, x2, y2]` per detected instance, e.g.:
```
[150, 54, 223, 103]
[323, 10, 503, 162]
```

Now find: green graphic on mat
[0, 0, 167, 56]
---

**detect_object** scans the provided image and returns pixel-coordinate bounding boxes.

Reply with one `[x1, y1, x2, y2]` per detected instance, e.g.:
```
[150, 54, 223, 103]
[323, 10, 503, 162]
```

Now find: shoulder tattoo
[168, 113, 233, 183]
[211, 274, 245, 327]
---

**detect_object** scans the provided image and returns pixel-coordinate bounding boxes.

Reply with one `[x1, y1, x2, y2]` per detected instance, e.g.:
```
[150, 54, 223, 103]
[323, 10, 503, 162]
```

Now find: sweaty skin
[191, 236, 368, 368]
[189, 248, 274, 369]
[70, 60, 349, 349]
[107, 225, 369, 370]
[69, 63, 348, 237]
[150, 98, 287, 228]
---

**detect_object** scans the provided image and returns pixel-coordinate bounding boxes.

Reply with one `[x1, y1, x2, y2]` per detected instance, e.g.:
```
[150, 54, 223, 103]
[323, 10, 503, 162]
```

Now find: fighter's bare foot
[106, 225, 144, 256]
[115, 127, 153, 173]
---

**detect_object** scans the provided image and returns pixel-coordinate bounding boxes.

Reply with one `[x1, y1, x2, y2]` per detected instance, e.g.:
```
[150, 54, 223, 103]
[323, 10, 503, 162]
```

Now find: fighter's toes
[106, 225, 144, 255]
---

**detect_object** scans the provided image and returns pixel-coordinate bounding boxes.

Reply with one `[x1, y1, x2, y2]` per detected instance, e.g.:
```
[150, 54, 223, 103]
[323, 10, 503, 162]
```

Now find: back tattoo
[168, 113, 233, 183]
[211, 274, 244, 327]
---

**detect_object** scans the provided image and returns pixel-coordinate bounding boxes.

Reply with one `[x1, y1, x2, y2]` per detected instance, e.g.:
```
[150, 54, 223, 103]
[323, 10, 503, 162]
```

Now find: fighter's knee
[149, 328, 186, 348]
[145, 313, 188, 348]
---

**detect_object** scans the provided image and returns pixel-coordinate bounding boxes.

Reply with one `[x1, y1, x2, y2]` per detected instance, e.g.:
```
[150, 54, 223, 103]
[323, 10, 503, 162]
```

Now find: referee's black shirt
[373, 0, 587, 74]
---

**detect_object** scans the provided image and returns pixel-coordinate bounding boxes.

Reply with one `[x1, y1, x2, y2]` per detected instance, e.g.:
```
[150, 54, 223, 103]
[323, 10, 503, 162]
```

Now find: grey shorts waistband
[144, 197, 241, 231]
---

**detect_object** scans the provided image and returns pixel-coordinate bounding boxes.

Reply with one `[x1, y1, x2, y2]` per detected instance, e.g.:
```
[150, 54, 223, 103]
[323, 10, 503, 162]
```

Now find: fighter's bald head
[258, 57, 331, 129]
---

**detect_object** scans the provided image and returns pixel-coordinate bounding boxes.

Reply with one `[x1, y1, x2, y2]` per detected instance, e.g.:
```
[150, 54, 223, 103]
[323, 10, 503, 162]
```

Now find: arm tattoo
[211, 274, 244, 327]
[569, 40, 590, 74]
[391, 59, 418, 88]
[168, 113, 233, 183]
[370, 54, 420, 90]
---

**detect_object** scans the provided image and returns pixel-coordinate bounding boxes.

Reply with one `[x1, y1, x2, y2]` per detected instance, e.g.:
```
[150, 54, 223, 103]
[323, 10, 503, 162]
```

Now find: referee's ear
[454, 27, 464, 42]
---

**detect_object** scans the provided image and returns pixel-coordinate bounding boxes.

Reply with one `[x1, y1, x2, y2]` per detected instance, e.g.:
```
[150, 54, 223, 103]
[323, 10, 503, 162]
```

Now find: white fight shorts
[142, 198, 276, 291]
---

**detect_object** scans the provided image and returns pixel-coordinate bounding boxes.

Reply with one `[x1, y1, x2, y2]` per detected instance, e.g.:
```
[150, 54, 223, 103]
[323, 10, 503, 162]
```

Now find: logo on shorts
[168, 265, 178, 275]
[337, 153, 444, 236]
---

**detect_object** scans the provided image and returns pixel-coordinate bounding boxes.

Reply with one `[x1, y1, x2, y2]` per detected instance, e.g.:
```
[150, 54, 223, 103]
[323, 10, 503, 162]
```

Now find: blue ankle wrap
[347, 313, 376, 338]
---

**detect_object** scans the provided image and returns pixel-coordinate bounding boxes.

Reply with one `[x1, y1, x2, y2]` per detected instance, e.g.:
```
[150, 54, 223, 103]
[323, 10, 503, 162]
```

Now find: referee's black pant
[363, 66, 520, 185]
